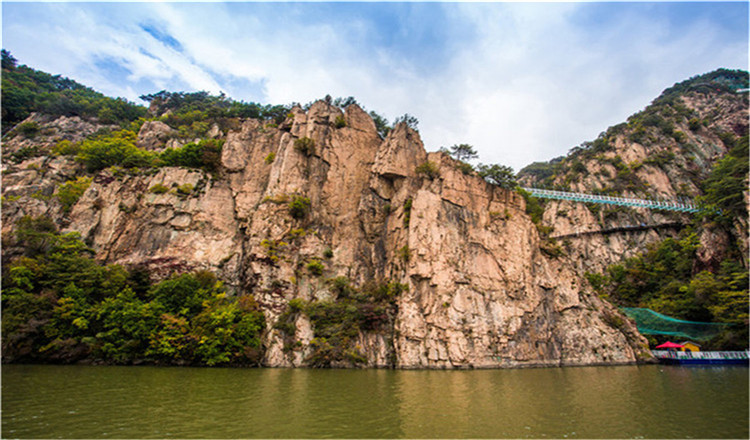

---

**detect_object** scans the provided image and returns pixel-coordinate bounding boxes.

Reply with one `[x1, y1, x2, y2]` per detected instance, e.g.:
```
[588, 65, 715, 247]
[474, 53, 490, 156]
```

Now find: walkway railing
[651, 350, 749, 360]
[521, 187, 701, 213]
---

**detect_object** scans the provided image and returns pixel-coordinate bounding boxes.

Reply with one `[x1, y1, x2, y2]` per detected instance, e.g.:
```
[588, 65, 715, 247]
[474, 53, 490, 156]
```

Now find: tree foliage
[393, 113, 419, 130]
[415, 161, 440, 180]
[445, 144, 478, 162]
[477, 163, 517, 189]
[275, 278, 407, 367]
[160, 139, 224, 172]
[1, 50, 146, 132]
[56, 176, 92, 213]
[589, 230, 748, 349]
[369, 111, 391, 139]
[76, 129, 156, 172]
[699, 135, 749, 223]
[2, 217, 265, 366]
[141, 90, 290, 124]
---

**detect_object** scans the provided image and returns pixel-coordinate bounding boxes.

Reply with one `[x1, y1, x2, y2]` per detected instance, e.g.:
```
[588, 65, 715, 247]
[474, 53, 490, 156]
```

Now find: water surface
[2, 364, 748, 438]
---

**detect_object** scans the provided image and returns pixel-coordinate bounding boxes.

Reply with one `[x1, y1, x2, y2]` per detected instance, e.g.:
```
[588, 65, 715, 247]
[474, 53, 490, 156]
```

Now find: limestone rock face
[137, 121, 175, 151]
[2, 113, 117, 158]
[519, 90, 749, 275]
[2, 100, 649, 368]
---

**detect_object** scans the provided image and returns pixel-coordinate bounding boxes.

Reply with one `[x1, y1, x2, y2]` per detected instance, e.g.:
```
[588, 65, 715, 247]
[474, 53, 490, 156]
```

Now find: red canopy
[655, 341, 684, 349]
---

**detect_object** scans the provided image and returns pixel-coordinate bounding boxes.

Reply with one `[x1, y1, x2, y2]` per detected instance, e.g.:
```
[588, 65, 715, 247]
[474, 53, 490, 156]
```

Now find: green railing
[522, 187, 701, 213]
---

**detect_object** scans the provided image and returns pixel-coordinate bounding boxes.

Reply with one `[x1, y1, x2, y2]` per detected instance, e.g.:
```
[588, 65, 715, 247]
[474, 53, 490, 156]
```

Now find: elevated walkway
[521, 187, 701, 213]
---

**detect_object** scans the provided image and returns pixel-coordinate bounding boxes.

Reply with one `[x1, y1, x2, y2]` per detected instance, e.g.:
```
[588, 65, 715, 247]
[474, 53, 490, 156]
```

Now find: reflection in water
[2, 364, 748, 438]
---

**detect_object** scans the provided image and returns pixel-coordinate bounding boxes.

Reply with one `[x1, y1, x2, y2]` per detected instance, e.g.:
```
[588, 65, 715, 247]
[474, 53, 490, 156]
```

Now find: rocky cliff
[518, 70, 749, 276]
[2, 98, 649, 368]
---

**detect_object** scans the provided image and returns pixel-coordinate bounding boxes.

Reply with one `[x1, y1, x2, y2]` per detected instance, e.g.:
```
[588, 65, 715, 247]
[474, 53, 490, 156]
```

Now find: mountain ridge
[2, 56, 747, 367]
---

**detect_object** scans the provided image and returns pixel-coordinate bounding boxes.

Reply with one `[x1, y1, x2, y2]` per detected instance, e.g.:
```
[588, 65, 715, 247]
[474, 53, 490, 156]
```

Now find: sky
[2, 2, 748, 171]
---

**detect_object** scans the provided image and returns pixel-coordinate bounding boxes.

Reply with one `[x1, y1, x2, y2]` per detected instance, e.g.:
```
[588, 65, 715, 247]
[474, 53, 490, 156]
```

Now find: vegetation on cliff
[1, 50, 146, 132]
[698, 134, 749, 223]
[518, 69, 748, 197]
[586, 228, 748, 349]
[2, 216, 265, 366]
[274, 278, 407, 367]
[2, 52, 747, 367]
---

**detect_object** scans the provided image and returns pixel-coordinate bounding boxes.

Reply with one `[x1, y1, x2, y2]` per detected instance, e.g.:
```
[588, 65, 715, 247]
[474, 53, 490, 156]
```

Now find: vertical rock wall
[3, 101, 649, 368]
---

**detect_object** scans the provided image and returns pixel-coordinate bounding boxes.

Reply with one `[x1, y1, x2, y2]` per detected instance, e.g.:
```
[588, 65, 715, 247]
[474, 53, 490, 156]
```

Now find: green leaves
[288, 195, 311, 219]
[590, 229, 748, 348]
[56, 176, 92, 213]
[698, 135, 748, 222]
[477, 163, 517, 189]
[2, 222, 265, 365]
[159, 138, 224, 172]
[274, 278, 406, 367]
[76, 129, 155, 172]
[2, 51, 146, 131]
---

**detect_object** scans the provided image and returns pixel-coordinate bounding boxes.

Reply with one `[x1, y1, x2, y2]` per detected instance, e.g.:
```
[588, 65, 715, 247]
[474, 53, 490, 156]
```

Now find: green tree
[445, 144, 478, 162]
[93, 289, 163, 363]
[394, 113, 419, 130]
[160, 139, 224, 172]
[477, 163, 517, 189]
[369, 111, 391, 139]
[76, 130, 155, 172]
[148, 271, 220, 318]
[699, 135, 748, 222]
[288, 195, 311, 219]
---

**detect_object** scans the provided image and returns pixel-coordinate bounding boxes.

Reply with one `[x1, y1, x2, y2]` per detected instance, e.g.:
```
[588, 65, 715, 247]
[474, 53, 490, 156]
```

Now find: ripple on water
[2, 364, 748, 439]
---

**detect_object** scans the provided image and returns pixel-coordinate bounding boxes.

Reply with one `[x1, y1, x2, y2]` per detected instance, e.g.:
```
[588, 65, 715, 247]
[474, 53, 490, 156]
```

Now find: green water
[2, 364, 748, 438]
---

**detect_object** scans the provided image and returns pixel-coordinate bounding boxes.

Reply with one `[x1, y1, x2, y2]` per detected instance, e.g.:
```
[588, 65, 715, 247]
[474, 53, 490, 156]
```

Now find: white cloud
[2, 2, 747, 171]
[412, 3, 748, 170]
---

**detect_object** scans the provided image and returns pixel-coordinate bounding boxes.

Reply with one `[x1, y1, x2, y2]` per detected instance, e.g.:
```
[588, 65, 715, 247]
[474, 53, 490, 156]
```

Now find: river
[2, 364, 747, 438]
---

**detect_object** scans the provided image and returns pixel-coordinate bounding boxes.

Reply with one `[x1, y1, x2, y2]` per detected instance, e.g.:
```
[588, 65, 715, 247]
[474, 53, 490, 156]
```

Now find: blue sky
[2, 2, 748, 171]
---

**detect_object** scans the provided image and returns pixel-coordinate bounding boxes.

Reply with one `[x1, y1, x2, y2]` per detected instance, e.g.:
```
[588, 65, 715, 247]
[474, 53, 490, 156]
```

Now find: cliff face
[518, 79, 749, 275]
[2, 100, 647, 368]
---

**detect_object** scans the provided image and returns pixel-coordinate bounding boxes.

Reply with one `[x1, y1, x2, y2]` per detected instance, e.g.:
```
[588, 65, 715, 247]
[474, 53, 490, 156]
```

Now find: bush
[176, 183, 194, 195]
[16, 121, 40, 137]
[51, 140, 81, 156]
[149, 183, 170, 194]
[397, 245, 411, 262]
[415, 161, 440, 179]
[394, 114, 419, 130]
[306, 259, 325, 277]
[160, 139, 224, 172]
[288, 195, 311, 219]
[2, 220, 267, 365]
[301, 279, 405, 367]
[456, 161, 474, 175]
[56, 176, 92, 213]
[369, 111, 391, 139]
[518, 189, 544, 226]
[77, 130, 155, 172]
[9, 146, 40, 163]
[403, 198, 413, 227]
[264, 152, 276, 164]
[294, 137, 315, 156]
[14, 215, 58, 256]
[699, 135, 748, 222]
[334, 115, 347, 128]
